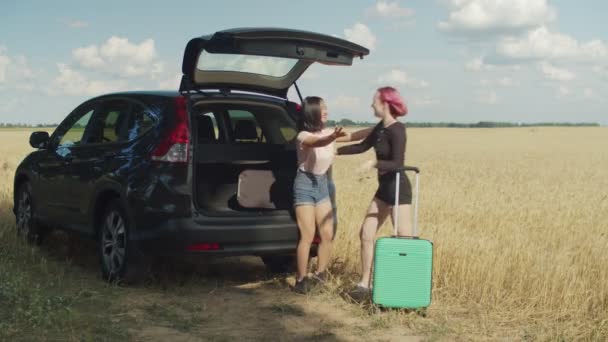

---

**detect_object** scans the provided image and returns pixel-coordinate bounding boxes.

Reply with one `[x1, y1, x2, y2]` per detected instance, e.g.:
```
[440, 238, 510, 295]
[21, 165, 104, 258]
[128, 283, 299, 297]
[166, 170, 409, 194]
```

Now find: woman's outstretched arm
[300, 127, 346, 148]
[336, 126, 376, 155]
[336, 127, 373, 143]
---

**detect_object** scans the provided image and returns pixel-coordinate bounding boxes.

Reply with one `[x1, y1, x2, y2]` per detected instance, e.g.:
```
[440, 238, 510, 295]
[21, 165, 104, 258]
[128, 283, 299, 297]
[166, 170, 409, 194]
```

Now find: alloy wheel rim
[101, 211, 126, 275]
[17, 191, 32, 236]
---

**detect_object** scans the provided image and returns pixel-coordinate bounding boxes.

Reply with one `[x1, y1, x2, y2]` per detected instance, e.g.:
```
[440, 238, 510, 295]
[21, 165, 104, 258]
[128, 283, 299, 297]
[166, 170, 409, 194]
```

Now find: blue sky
[1, 0, 607, 124]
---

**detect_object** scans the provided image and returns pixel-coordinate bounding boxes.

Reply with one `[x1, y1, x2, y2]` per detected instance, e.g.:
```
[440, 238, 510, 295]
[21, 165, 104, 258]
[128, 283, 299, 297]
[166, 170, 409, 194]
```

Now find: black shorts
[374, 171, 412, 205]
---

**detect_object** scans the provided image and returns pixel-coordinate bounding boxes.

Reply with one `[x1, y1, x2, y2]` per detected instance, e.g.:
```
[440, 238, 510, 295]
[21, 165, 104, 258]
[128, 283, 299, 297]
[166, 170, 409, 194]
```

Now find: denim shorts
[293, 169, 330, 207]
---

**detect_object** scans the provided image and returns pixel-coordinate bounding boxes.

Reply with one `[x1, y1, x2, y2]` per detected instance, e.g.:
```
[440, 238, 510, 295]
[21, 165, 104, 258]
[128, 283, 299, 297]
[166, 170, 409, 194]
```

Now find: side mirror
[29, 131, 50, 149]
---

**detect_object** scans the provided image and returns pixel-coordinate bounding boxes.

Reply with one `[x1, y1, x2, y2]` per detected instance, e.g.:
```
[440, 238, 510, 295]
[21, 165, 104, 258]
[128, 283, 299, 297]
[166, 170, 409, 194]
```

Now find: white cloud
[367, 1, 414, 18]
[593, 65, 608, 79]
[0, 47, 34, 90]
[557, 85, 570, 97]
[72, 36, 164, 78]
[498, 76, 515, 86]
[329, 95, 363, 112]
[439, 0, 556, 33]
[479, 76, 516, 87]
[476, 89, 498, 104]
[465, 57, 494, 71]
[73, 45, 105, 68]
[13, 55, 33, 79]
[344, 23, 376, 50]
[50, 63, 126, 96]
[377, 69, 429, 88]
[539, 61, 575, 81]
[497, 26, 608, 61]
[0, 97, 21, 114]
[411, 96, 437, 106]
[0, 51, 9, 83]
[583, 88, 594, 98]
[67, 20, 88, 28]
[59, 19, 89, 28]
[158, 73, 181, 89]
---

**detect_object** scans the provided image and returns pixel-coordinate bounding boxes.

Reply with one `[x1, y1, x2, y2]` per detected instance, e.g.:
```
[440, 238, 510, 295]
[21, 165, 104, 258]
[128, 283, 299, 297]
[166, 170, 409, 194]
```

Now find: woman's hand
[331, 127, 347, 139]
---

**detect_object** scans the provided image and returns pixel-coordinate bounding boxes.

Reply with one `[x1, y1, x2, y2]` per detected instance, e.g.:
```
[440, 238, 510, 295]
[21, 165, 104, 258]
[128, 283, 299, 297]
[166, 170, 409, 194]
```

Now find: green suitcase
[372, 166, 433, 309]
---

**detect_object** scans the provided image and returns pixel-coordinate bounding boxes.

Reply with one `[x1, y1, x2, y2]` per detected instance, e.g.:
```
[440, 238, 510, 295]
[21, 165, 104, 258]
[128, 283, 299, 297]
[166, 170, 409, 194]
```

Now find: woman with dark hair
[292, 96, 345, 293]
[336, 86, 412, 300]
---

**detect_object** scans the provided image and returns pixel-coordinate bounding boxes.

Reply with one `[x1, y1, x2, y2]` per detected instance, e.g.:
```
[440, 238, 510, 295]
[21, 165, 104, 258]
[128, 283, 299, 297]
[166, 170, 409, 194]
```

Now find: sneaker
[293, 277, 311, 294]
[347, 285, 371, 302]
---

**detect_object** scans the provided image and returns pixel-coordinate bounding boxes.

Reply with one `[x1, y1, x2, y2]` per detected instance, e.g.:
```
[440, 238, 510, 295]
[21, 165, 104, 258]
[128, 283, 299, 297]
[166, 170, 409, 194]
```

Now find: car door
[36, 102, 97, 225]
[63, 98, 146, 232]
[69, 97, 158, 233]
[180, 28, 370, 97]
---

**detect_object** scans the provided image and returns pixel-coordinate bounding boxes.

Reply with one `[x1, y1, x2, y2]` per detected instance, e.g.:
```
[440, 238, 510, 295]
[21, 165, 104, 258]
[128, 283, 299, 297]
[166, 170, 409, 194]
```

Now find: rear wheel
[261, 255, 296, 274]
[99, 201, 138, 283]
[15, 182, 46, 245]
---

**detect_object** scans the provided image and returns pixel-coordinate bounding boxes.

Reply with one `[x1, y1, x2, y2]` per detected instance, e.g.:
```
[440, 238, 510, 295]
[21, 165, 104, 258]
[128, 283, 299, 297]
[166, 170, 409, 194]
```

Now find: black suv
[13, 28, 369, 281]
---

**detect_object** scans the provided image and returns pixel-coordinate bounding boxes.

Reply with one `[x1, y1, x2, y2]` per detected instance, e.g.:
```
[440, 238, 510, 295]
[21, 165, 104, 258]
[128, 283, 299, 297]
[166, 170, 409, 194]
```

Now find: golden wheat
[1, 127, 607, 340]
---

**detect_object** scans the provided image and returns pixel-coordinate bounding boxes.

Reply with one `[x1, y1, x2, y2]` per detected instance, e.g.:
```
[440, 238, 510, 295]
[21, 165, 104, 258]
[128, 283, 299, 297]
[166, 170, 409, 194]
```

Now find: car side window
[87, 100, 132, 144]
[57, 108, 95, 147]
[127, 103, 156, 140]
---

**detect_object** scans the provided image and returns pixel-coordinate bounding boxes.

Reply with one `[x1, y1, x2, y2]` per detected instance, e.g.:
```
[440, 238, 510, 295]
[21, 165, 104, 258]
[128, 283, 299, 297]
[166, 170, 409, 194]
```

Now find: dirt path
[9, 231, 425, 341]
[108, 257, 424, 342]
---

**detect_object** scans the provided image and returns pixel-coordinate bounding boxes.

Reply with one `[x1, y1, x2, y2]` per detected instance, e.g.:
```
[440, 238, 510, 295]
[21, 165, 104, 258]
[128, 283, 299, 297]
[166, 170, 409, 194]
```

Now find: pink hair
[377, 86, 407, 117]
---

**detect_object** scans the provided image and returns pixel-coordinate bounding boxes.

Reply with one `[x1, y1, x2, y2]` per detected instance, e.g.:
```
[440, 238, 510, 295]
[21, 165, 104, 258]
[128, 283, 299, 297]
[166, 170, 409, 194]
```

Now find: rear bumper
[131, 214, 299, 256]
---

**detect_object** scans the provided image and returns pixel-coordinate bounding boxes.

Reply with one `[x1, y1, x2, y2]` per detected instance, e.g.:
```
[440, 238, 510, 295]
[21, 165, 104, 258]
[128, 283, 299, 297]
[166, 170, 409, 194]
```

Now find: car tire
[261, 255, 296, 274]
[15, 182, 47, 245]
[98, 200, 140, 283]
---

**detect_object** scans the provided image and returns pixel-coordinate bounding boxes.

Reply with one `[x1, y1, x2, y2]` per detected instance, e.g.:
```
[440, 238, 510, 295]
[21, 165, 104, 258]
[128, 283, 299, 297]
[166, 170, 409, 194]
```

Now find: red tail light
[151, 96, 189, 163]
[187, 243, 221, 251]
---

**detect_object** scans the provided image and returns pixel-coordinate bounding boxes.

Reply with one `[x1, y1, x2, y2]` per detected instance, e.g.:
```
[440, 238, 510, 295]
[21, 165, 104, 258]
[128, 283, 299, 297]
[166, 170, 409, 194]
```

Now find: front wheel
[99, 201, 138, 283]
[15, 182, 46, 245]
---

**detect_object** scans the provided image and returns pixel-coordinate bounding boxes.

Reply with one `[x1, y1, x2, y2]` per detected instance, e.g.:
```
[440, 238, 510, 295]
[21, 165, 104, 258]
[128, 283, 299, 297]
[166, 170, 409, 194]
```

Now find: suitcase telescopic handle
[393, 166, 420, 237]
[395, 166, 420, 174]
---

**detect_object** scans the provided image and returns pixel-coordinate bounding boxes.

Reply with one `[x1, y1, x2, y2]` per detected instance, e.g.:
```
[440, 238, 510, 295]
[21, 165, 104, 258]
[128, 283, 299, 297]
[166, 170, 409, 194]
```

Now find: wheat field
[1, 127, 607, 340]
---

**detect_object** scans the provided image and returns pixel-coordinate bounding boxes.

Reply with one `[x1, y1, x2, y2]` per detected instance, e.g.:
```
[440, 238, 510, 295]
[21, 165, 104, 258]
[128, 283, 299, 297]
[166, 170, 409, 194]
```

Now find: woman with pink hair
[336, 86, 412, 300]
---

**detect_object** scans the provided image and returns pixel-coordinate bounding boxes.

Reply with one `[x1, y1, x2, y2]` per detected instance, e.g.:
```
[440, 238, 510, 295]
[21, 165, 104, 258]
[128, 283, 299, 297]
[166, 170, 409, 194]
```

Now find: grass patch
[143, 303, 201, 333]
[0, 217, 132, 341]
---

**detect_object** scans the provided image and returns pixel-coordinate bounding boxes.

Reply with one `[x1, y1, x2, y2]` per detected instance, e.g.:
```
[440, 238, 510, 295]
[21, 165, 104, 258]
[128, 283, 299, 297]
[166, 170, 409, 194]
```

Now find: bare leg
[314, 200, 334, 274]
[359, 198, 391, 287]
[295, 205, 316, 281]
[391, 204, 413, 236]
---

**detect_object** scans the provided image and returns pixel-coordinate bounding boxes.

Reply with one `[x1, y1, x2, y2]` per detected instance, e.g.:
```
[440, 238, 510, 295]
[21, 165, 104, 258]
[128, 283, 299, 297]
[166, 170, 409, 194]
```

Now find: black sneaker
[293, 277, 311, 294]
[347, 285, 371, 303]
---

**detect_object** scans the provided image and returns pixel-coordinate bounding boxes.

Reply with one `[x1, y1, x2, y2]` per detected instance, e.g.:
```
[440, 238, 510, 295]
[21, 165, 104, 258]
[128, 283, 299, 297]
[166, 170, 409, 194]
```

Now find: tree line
[327, 119, 600, 128]
[0, 121, 601, 129]
[0, 123, 58, 128]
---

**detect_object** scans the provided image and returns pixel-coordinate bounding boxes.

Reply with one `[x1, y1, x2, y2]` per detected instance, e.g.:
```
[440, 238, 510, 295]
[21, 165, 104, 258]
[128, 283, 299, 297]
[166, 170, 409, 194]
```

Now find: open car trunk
[180, 27, 369, 97]
[183, 28, 369, 216]
[192, 99, 297, 217]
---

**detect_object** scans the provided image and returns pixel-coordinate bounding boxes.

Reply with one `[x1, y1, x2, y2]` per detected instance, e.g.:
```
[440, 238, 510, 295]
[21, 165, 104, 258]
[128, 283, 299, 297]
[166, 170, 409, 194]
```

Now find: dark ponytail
[297, 96, 324, 132]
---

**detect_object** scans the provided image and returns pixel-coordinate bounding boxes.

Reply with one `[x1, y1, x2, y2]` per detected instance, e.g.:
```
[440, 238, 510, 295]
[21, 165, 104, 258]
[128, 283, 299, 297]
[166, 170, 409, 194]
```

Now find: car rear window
[197, 51, 298, 78]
